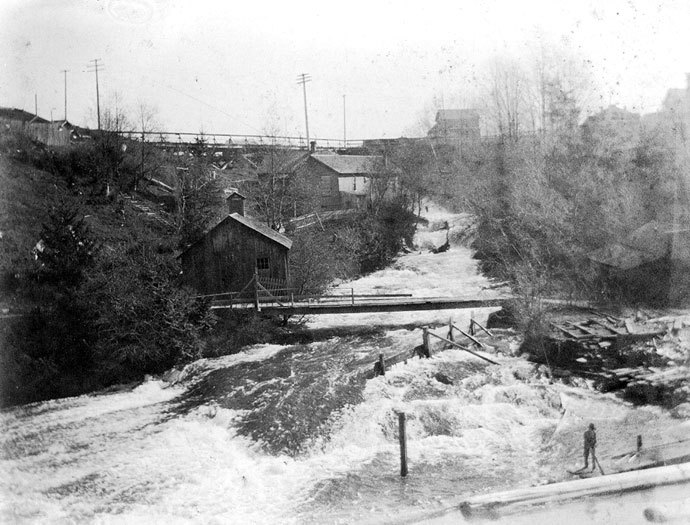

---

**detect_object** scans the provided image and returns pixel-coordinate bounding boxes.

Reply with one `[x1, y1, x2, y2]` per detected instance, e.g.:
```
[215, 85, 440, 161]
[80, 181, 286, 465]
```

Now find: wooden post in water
[351, 288, 355, 306]
[469, 312, 475, 336]
[422, 328, 431, 358]
[447, 317, 454, 341]
[398, 412, 408, 477]
[637, 435, 643, 452]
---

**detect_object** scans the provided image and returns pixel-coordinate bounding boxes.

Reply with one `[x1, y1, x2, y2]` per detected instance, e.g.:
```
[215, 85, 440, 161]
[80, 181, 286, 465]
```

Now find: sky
[2, 0, 690, 140]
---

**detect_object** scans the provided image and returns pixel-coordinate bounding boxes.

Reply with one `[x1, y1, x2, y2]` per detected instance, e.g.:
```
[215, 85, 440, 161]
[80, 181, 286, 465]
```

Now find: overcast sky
[2, 0, 690, 140]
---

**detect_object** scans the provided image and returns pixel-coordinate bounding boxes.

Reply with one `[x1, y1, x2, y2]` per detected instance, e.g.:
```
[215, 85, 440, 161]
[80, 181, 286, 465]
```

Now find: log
[458, 462, 690, 519]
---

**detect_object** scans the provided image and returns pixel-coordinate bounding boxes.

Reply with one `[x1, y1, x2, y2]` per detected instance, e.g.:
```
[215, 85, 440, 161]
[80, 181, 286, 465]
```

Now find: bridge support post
[373, 353, 385, 376]
[448, 317, 454, 341]
[398, 412, 408, 477]
[422, 328, 431, 358]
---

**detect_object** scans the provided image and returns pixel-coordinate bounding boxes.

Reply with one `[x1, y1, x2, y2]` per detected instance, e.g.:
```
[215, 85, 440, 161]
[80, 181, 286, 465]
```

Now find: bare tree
[132, 102, 163, 192]
[250, 147, 315, 230]
[174, 135, 224, 247]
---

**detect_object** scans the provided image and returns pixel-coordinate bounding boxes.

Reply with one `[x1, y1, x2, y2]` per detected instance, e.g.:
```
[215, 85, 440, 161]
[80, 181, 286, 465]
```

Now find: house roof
[0, 107, 49, 124]
[588, 243, 661, 270]
[229, 213, 292, 249]
[588, 221, 673, 269]
[310, 154, 382, 175]
[257, 150, 309, 175]
[180, 213, 292, 257]
[226, 190, 246, 200]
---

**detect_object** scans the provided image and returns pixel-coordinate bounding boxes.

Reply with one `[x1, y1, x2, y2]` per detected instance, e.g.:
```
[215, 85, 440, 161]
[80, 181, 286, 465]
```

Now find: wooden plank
[470, 319, 494, 337]
[550, 322, 590, 340]
[426, 331, 499, 365]
[451, 323, 486, 348]
[590, 319, 628, 336]
[572, 323, 608, 337]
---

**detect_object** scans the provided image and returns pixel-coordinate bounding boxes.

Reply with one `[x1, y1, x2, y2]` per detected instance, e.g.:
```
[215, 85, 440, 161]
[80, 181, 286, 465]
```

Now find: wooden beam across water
[210, 296, 511, 315]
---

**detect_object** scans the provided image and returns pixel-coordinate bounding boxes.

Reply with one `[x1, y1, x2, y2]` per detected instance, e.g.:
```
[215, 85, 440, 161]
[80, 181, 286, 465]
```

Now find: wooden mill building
[179, 192, 292, 295]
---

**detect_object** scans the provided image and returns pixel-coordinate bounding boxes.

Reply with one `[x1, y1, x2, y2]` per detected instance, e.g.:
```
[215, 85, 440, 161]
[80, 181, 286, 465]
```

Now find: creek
[1, 205, 684, 524]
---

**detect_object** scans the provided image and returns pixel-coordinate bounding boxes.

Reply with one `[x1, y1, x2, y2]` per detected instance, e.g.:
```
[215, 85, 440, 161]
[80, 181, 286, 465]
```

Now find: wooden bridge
[205, 288, 510, 315]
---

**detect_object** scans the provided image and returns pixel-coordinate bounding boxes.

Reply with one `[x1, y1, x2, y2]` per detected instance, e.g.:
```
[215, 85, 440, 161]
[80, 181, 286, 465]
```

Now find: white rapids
[1, 203, 685, 524]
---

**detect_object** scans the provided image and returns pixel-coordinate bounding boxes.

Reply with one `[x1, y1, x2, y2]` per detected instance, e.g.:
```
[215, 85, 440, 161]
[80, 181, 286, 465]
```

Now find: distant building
[427, 109, 481, 145]
[301, 154, 389, 211]
[179, 194, 292, 295]
[581, 105, 641, 150]
[588, 221, 690, 305]
[0, 107, 82, 146]
[642, 73, 690, 142]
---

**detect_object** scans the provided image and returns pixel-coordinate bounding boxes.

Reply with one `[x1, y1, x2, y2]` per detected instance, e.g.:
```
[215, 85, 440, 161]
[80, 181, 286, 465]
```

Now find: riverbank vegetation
[399, 52, 690, 337]
[0, 124, 418, 406]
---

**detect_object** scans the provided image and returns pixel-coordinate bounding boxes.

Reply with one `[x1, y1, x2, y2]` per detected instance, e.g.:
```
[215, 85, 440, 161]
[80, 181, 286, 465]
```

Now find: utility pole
[343, 94, 347, 147]
[87, 59, 104, 130]
[34, 93, 38, 116]
[61, 69, 69, 121]
[296, 73, 311, 149]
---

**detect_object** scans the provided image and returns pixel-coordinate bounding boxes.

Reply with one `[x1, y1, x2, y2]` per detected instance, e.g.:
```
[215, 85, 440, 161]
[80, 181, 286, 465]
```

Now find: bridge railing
[122, 130, 365, 150]
[200, 289, 414, 310]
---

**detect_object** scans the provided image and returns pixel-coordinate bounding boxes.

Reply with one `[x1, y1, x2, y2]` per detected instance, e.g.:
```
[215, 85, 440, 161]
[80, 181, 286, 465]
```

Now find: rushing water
[1, 205, 686, 524]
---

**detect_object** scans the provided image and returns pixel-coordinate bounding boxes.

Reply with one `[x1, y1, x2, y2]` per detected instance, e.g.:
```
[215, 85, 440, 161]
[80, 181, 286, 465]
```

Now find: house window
[256, 257, 270, 270]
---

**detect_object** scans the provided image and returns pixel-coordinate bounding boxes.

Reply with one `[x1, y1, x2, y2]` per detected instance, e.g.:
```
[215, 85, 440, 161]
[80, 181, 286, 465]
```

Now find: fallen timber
[210, 296, 510, 315]
[454, 462, 690, 521]
[540, 314, 687, 407]
[366, 318, 500, 379]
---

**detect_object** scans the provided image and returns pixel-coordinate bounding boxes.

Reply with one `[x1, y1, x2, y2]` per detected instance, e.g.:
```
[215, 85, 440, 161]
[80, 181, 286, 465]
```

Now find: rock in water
[433, 372, 453, 385]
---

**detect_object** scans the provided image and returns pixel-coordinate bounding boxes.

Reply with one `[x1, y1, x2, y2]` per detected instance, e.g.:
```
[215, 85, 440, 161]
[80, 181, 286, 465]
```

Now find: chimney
[227, 191, 246, 216]
[310, 140, 316, 153]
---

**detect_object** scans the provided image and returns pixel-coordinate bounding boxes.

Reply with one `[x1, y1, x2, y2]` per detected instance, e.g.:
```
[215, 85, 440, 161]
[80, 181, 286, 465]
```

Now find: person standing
[584, 423, 597, 471]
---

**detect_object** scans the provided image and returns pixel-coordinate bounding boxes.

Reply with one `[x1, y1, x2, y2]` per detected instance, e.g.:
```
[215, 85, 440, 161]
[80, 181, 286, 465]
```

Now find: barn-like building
[179, 192, 292, 296]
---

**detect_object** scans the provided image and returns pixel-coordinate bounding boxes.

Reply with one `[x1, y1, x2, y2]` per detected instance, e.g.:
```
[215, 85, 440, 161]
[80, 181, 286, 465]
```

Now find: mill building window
[256, 257, 270, 270]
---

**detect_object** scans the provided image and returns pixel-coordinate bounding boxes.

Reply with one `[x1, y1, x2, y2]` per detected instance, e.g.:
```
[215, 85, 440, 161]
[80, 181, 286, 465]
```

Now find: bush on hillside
[83, 247, 216, 384]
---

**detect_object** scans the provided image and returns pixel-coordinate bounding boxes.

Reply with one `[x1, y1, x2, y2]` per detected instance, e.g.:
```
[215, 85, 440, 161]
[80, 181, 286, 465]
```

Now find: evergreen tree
[35, 205, 98, 287]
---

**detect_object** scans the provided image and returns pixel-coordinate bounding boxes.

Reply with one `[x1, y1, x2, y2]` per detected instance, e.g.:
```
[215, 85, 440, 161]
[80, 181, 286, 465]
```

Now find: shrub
[83, 247, 216, 383]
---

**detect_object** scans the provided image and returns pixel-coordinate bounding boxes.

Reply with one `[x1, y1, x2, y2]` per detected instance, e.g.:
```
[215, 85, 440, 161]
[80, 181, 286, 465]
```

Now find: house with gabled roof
[427, 109, 481, 144]
[179, 192, 292, 295]
[301, 154, 390, 211]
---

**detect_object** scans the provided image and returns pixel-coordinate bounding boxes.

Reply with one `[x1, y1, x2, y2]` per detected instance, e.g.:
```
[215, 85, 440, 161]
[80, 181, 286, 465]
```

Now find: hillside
[0, 136, 218, 406]
[0, 149, 175, 311]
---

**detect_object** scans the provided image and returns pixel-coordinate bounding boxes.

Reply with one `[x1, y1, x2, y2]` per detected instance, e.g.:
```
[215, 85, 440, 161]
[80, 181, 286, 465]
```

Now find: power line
[144, 77, 263, 134]
[297, 73, 312, 148]
[86, 59, 104, 130]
